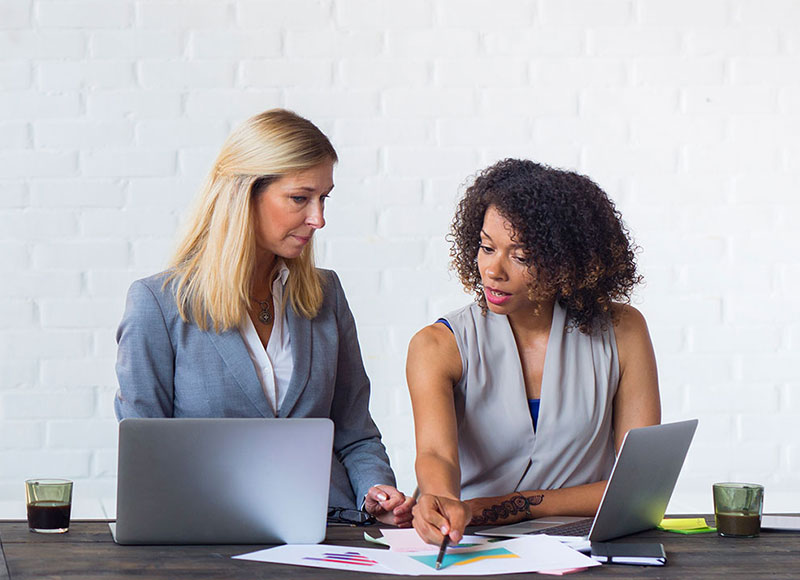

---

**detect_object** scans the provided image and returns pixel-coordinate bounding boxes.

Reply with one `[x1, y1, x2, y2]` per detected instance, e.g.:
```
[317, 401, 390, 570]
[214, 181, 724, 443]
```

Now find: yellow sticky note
[658, 518, 709, 530]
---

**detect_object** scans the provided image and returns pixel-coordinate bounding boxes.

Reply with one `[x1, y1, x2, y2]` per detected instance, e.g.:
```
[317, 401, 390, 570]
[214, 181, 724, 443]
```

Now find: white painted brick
[533, 116, 625, 147]
[31, 180, 126, 208]
[384, 88, 476, 117]
[630, 115, 726, 146]
[0, 450, 92, 479]
[0, 31, 85, 58]
[86, 91, 182, 119]
[349, 290, 427, 327]
[683, 263, 774, 296]
[687, 383, 780, 414]
[284, 89, 380, 118]
[630, 173, 729, 204]
[386, 29, 479, 58]
[533, 58, 626, 87]
[0, 271, 82, 299]
[644, 233, 728, 265]
[633, 58, 726, 86]
[0, 361, 37, 390]
[177, 148, 219, 181]
[385, 146, 478, 179]
[484, 88, 578, 116]
[333, 117, 431, 147]
[738, 0, 800, 26]
[0, 209, 77, 240]
[320, 202, 377, 238]
[86, 270, 141, 300]
[541, 0, 631, 25]
[128, 178, 197, 208]
[285, 28, 383, 58]
[686, 27, 781, 57]
[0, 61, 31, 89]
[89, 30, 183, 59]
[588, 28, 682, 57]
[782, 88, 800, 114]
[685, 143, 781, 173]
[81, 208, 177, 238]
[0, 92, 80, 120]
[726, 295, 800, 325]
[47, 419, 118, 448]
[682, 203, 776, 234]
[378, 205, 451, 238]
[692, 326, 782, 354]
[339, 59, 429, 87]
[645, 296, 723, 327]
[95, 385, 120, 420]
[80, 149, 176, 178]
[36, 0, 131, 27]
[583, 144, 678, 176]
[184, 90, 281, 119]
[138, 61, 235, 90]
[189, 30, 282, 59]
[648, 324, 685, 355]
[0, 182, 28, 207]
[659, 353, 735, 384]
[33, 241, 129, 270]
[0, 422, 43, 450]
[37, 60, 134, 90]
[0, 151, 77, 178]
[1, 390, 95, 420]
[34, 121, 133, 148]
[0, 300, 34, 328]
[783, 142, 800, 172]
[326, 239, 426, 271]
[439, 0, 535, 27]
[131, 238, 174, 270]
[136, 1, 231, 28]
[435, 59, 527, 87]
[241, 59, 334, 88]
[734, 233, 800, 264]
[0, 0, 32, 28]
[336, 0, 431, 27]
[237, 0, 332, 26]
[0, 122, 29, 149]
[0, 331, 92, 359]
[484, 27, 583, 57]
[339, 177, 425, 207]
[439, 117, 532, 147]
[92, 449, 118, 477]
[733, 58, 800, 85]
[684, 86, 777, 114]
[41, 358, 117, 387]
[581, 88, 678, 116]
[640, 0, 730, 25]
[135, 119, 228, 148]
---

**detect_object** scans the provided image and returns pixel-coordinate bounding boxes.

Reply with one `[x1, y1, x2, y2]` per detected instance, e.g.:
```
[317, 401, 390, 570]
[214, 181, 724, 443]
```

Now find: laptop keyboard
[527, 518, 593, 537]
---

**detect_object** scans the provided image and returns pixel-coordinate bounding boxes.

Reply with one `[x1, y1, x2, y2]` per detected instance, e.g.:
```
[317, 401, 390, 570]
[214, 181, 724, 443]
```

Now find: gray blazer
[114, 269, 396, 509]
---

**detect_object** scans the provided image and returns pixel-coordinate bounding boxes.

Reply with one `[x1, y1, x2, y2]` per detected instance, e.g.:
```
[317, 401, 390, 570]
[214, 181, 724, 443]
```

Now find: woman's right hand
[412, 493, 473, 545]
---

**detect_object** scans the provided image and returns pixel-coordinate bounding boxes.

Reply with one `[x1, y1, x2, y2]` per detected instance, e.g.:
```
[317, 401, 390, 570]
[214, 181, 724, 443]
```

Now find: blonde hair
[167, 109, 337, 332]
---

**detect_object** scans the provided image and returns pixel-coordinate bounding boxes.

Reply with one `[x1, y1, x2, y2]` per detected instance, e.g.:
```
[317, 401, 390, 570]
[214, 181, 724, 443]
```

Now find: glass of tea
[25, 479, 73, 534]
[713, 482, 763, 538]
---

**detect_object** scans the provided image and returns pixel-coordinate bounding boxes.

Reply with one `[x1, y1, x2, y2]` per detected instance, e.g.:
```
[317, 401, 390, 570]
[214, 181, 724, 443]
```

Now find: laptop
[476, 419, 698, 542]
[112, 418, 333, 545]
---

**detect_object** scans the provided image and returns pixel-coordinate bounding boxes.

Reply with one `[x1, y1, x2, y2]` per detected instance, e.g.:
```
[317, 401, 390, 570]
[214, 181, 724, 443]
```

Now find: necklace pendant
[258, 309, 272, 325]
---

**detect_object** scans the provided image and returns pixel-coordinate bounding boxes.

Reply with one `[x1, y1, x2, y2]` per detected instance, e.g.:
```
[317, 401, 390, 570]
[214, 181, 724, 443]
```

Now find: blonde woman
[114, 109, 413, 526]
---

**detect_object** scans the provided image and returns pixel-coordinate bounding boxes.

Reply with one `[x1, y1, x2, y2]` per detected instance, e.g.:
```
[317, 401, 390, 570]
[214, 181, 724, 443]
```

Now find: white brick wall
[1, 0, 799, 517]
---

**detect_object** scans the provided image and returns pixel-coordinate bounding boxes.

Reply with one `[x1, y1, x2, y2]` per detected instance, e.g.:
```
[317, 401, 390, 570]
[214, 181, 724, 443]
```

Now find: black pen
[435, 535, 450, 570]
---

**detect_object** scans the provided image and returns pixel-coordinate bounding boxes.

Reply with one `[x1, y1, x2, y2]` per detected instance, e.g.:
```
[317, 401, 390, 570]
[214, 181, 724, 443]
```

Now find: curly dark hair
[450, 158, 642, 333]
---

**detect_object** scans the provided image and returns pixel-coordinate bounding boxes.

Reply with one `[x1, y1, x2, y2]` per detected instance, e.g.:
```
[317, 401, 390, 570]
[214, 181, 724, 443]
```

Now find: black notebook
[590, 542, 666, 566]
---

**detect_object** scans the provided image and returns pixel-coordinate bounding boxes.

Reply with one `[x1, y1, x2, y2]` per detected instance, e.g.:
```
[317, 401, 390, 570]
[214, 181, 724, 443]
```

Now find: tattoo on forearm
[471, 493, 544, 526]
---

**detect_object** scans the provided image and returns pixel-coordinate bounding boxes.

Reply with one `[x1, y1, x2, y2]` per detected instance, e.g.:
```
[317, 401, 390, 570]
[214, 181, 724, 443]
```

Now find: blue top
[528, 398, 541, 430]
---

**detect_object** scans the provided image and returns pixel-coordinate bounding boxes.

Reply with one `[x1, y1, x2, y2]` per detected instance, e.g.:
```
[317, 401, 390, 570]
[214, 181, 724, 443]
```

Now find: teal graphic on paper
[411, 547, 519, 569]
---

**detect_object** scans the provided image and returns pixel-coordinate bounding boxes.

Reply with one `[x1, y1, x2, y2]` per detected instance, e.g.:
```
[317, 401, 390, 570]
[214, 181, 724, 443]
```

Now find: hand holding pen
[411, 493, 472, 547]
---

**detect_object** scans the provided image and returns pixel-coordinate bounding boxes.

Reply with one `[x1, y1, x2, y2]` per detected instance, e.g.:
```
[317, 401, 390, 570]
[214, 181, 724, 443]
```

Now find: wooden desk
[1, 519, 798, 579]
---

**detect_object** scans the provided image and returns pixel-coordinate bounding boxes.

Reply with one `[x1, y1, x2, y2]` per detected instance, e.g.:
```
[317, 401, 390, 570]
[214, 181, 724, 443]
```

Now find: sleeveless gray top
[442, 301, 619, 500]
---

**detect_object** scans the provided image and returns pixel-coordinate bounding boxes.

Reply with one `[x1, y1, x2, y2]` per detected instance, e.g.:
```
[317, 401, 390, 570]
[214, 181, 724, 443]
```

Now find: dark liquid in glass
[716, 512, 760, 537]
[27, 501, 71, 530]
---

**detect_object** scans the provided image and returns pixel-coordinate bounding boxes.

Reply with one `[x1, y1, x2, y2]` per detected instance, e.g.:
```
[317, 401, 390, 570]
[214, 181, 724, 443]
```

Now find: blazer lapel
[207, 328, 274, 418]
[278, 307, 311, 417]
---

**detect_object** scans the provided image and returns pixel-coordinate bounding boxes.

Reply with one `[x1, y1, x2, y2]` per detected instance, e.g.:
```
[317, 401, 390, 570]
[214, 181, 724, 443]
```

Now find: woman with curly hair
[407, 159, 661, 544]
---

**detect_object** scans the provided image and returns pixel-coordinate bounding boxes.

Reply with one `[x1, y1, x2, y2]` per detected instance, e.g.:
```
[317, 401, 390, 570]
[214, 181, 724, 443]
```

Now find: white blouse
[239, 262, 293, 415]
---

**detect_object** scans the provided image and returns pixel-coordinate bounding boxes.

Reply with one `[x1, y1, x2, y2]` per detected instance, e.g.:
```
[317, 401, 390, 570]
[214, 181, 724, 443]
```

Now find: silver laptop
[112, 418, 333, 545]
[477, 419, 698, 542]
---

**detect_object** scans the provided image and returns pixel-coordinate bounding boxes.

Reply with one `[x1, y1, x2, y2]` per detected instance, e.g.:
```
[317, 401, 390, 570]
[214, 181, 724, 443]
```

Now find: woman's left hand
[364, 485, 415, 527]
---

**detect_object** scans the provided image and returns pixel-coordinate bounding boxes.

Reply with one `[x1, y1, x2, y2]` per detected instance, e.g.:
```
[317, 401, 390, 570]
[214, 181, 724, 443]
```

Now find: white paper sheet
[233, 535, 600, 576]
[379, 528, 492, 552]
